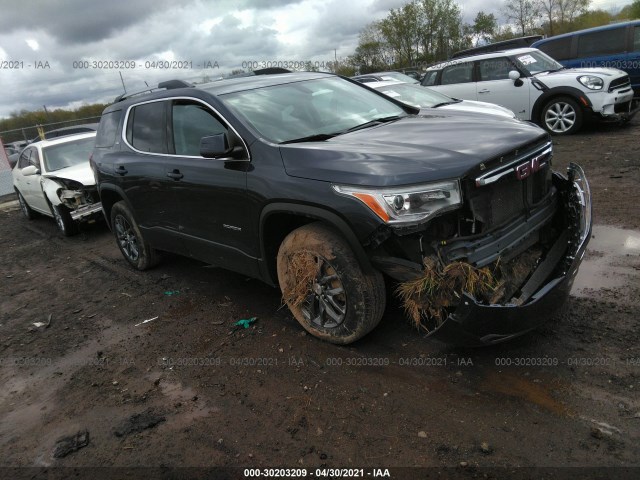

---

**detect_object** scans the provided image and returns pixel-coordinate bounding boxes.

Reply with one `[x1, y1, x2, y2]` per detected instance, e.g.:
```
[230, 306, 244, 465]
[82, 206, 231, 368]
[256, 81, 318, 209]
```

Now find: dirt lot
[1, 120, 639, 479]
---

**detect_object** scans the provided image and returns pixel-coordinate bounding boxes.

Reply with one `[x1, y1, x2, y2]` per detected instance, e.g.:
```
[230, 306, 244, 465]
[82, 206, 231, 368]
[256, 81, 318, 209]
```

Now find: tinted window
[577, 28, 626, 57]
[421, 71, 438, 86]
[478, 58, 513, 81]
[18, 149, 32, 169]
[30, 149, 41, 169]
[635, 26, 640, 51]
[538, 37, 572, 61]
[172, 102, 227, 156]
[441, 63, 474, 84]
[128, 101, 167, 153]
[95, 111, 122, 148]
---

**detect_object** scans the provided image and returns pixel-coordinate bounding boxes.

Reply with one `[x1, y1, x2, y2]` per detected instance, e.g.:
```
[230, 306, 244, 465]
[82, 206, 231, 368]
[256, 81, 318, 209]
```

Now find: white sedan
[368, 80, 516, 118]
[12, 132, 102, 236]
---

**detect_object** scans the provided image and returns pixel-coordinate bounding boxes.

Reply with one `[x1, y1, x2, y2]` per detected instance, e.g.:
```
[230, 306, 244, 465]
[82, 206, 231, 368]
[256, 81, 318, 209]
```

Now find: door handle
[478, 89, 490, 94]
[166, 170, 183, 180]
[115, 165, 128, 175]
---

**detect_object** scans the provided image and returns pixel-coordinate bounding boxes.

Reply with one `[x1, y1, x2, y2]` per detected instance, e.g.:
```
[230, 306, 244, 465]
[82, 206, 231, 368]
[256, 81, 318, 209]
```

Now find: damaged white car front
[12, 132, 101, 236]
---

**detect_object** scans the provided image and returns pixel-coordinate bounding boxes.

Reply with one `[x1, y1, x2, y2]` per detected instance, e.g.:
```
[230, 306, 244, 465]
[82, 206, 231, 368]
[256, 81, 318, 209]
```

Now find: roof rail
[114, 79, 194, 103]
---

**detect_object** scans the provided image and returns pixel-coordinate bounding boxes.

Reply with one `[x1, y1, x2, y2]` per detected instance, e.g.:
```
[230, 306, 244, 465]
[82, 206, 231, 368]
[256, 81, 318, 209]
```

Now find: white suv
[422, 48, 636, 135]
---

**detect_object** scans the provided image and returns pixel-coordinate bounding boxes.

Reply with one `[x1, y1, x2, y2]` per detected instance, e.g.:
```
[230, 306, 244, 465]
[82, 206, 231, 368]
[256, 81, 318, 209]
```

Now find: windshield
[221, 77, 406, 143]
[373, 83, 455, 108]
[377, 72, 420, 84]
[42, 137, 95, 172]
[513, 50, 563, 75]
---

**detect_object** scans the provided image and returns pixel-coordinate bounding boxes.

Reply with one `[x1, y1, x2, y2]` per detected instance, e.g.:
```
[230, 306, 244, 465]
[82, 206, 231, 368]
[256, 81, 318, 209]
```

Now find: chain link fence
[0, 116, 101, 144]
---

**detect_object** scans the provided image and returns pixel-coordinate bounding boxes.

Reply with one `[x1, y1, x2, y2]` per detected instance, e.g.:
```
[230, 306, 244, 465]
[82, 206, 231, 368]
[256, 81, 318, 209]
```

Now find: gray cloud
[0, 0, 184, 44]
[0, 0, 632, 119]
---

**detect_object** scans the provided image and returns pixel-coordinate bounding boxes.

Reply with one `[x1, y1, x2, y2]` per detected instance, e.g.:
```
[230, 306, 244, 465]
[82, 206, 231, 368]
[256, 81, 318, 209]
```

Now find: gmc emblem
[515, 153, 548, 180]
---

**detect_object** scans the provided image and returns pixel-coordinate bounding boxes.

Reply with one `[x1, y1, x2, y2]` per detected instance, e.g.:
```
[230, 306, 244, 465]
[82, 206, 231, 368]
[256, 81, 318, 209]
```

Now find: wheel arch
[259, 203, 375, 286]
[531, 87, 592, 125]
[99, 184, 129, 229]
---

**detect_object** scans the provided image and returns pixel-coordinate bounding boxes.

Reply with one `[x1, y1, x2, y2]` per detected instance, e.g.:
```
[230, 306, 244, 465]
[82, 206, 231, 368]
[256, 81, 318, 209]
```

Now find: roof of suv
[428, 48, 538, 70]
[199, 71, 333, 95]
[106, 72, 337, 112]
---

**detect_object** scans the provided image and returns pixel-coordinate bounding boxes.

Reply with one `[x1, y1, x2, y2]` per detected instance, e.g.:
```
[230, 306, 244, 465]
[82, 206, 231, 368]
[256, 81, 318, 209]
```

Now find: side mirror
[509, 70, 523, 87]
[22, 165, 39, 176]
[200, 133, 247, 161]
[200, 133, 231, 159]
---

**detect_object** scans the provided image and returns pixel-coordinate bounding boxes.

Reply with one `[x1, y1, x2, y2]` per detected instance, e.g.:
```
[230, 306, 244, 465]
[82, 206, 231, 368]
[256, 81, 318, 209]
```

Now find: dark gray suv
[92, 73, 592, 346]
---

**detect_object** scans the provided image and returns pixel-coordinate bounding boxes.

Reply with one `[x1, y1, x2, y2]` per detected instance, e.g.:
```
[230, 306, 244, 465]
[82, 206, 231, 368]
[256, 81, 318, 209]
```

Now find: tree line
[334, 0, 640, 75]
[0, 104, 107, 144]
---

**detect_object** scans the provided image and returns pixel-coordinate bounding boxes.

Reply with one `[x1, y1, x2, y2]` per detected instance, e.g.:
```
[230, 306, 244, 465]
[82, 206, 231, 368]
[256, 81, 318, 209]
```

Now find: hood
[540, 67, 627, 80]
[44, 163, 95, 187]
[439, 100, 515, 118]
[279, 112, 546, 187]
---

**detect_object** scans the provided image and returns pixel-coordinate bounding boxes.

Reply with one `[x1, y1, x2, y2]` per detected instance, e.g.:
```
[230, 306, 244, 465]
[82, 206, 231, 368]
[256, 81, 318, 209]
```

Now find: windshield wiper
[279, 115, 403, 144]
[432, 101, 460, 108]
[341, 115, 403, 134]
[280, 133, 338, 144]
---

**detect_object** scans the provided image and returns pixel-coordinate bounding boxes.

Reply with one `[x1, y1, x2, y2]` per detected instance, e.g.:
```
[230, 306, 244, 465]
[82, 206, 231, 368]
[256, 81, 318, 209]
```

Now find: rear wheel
[110, 201, 160, 270]
[541, 96, 583, 135]
[52, 204, 79, 236]
[277, 223, 385, 344]
[16, 191, 35, 220]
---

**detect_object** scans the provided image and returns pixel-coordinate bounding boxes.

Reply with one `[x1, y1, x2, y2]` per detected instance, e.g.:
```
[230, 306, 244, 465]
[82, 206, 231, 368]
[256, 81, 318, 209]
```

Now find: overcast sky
[0, 0, 632, 120]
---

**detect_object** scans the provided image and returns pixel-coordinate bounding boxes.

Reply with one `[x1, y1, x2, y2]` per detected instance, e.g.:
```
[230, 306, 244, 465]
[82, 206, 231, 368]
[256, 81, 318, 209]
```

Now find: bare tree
[503, 0, 541, 36]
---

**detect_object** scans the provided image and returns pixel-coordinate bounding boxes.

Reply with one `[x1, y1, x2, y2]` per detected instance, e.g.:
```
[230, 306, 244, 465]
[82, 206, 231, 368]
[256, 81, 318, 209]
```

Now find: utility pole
[43, 105, 52, 123]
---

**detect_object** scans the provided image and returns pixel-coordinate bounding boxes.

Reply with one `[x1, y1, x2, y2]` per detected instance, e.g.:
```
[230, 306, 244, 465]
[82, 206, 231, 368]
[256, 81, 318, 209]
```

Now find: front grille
[466, 146, 552, 231]
[609, 75, 631, 92]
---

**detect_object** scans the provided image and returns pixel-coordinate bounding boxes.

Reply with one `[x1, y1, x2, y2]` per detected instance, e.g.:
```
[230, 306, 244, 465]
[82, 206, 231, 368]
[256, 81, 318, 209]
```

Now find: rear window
[577, 27, 626, 58]
[95, 111, 122, 148]
[126, 101, 167, 154]
[441, 63, 473, 84]
[538, 37, 572, 61]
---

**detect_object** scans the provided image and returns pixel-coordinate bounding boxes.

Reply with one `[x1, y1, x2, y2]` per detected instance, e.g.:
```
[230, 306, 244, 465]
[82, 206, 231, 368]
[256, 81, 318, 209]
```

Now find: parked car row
[356, 22, 640, 136]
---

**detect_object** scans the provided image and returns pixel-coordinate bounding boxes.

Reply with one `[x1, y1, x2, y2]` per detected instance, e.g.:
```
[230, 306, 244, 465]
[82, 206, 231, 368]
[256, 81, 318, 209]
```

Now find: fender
[259, 203, 376, 285]
[531, 86, 593, 123]
[97, 183, 134, 227]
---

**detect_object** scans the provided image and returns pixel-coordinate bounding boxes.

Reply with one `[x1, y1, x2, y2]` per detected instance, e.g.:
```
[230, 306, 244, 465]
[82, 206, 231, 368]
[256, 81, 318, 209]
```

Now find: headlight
[333, 180, 462, 225]
[578, 75, 603, 90]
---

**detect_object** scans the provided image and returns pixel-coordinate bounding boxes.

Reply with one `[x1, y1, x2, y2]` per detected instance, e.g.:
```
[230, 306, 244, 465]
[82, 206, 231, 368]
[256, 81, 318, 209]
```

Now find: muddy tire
[277, 223, 386, 344]
[541, 96, 583, 135]
[110, 201, 160, 270]
[16, 191, 35, 220]
[52, 204, 79, 236]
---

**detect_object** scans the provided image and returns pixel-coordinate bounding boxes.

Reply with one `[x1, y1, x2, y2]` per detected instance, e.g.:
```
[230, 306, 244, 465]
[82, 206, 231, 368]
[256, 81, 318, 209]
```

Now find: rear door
[119, 99, 185, 252]
[430, 61, 478, 100]
[476, 57, 531, 120]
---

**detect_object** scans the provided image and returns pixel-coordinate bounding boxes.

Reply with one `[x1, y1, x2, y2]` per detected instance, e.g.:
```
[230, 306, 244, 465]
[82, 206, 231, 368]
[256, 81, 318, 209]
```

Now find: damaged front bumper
[375, 163, 592, 346]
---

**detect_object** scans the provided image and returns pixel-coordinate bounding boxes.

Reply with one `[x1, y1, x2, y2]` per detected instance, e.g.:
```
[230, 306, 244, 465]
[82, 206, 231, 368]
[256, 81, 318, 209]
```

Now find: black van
[532, 20, 640, 95]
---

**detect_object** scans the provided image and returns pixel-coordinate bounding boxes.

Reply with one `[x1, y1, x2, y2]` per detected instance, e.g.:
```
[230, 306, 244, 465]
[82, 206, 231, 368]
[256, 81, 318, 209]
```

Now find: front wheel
[110, 201, 160, 270]
[52, 204, 79, 236]
[541, 96, 583, 135]
[277, 223, 386, 345]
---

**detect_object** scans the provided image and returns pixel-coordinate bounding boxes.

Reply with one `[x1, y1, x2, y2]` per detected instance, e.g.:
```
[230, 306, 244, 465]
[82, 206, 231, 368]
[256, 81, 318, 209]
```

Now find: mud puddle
[571, 225, 640, 297]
